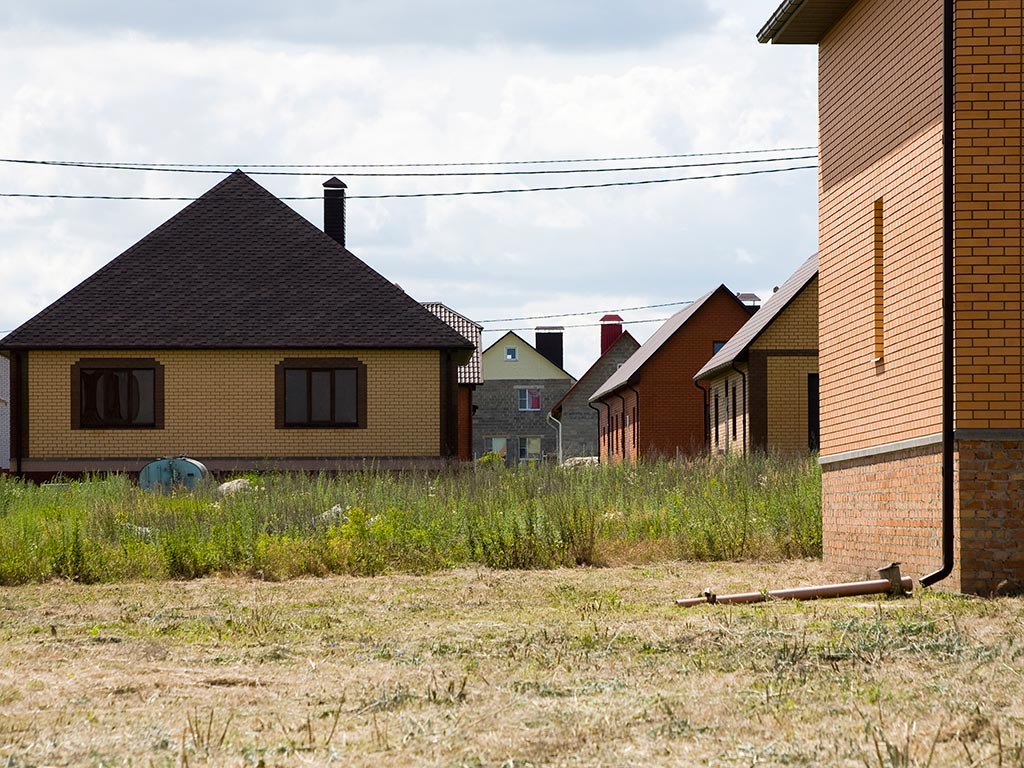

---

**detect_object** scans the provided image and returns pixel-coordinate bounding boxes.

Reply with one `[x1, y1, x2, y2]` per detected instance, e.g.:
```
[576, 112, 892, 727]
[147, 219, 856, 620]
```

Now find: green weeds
[0, 453, 821, 584]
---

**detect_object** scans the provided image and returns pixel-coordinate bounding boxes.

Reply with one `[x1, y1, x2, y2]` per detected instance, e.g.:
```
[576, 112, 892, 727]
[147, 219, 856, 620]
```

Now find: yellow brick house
[0, 171, 474, 479]
[695, 254, 819, 455]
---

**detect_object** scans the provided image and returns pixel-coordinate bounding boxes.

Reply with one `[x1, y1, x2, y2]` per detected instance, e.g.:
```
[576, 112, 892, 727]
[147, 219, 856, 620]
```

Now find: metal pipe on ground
[676, 563, 912, 608]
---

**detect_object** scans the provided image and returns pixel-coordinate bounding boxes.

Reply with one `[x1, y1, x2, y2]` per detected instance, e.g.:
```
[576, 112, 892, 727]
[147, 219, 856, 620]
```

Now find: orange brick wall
[818, 0, 944, 456]
[953, 0, 1024, 430]
[26, 349, 442, 461]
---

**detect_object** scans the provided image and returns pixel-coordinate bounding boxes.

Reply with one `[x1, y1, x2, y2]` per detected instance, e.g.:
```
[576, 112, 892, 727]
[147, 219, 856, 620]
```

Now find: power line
[483, 316, 672, 333]
[479, 300, 694, 324]
[0, 163, 818, 201]
[0, 153, 816, 178]
[0, 145, 818, 171]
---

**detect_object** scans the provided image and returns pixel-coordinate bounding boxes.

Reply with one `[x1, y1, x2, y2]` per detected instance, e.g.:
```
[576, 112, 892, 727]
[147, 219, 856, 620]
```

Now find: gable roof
[550, 331, 639, 417]
[590, 285, 747, 402]
[423, 302, 483, 385]
[694, 253, 818, 381]
[757, 0, 857, 44]
[0, 171, 473, 352]
[481, 331, 574, 380]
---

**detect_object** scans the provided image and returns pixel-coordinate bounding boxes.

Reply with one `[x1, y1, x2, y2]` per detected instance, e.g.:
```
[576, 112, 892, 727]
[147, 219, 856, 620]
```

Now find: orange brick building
[695, 254, 819, 455]
[589, 286, 755, 462]
[0, 172, 474, 478]
[760, 0, 1024, 593]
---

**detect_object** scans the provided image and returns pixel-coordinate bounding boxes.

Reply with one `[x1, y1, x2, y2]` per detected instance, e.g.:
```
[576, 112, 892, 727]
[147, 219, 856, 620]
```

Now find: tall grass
[0, 453, 820, 584]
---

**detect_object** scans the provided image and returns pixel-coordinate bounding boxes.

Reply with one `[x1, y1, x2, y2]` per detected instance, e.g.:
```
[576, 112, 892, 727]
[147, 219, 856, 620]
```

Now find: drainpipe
[627, 383, 640, 457]
[588, 401, 606, 463]
[920, 0, 955, 588]
[546, 412, 563, 465]
[694, 380, 710, 452]
[731, 363, 748, 453]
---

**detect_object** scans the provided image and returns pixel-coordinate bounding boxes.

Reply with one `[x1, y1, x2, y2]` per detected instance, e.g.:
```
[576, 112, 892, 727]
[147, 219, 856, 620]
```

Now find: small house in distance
[475, 328, 574, 464]
[423, 303, 483, 462]
[695, 253, 819, 455]
[589, 286, 756, 462]
[549, 315, 640, 460]
[0, 171, 474, 479]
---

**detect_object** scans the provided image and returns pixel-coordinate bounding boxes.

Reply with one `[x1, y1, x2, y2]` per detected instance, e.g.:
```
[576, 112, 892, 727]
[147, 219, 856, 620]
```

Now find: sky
[0, 1, 818, 379]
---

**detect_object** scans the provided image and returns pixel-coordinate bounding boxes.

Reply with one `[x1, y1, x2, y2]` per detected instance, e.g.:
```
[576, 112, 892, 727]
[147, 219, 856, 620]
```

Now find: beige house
[695, 254, 818, 455]
[0, 172, 473, 479]
[760, 0, 1024, 593]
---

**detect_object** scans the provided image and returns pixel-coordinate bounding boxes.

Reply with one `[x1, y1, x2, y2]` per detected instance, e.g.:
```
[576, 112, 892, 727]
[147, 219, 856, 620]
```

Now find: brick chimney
[535, 326, 564, 370]
[600, 314, 624, 355]
[323, 177, 347, 247]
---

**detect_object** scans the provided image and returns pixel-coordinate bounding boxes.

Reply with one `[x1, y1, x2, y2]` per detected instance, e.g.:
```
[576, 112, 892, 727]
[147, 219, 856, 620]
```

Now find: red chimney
[600, 314, 623, 355]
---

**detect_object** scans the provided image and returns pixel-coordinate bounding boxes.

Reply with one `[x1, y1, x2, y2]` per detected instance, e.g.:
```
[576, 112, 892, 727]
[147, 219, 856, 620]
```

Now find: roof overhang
[757, 0, 858, 44]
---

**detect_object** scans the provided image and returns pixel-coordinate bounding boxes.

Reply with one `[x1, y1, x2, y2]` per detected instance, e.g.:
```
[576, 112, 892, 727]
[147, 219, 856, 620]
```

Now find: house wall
[19, 348, 446, 472]
[706, 370, 748, 455]
[559, 335, 640, 459]
[596, 387, 638, 464]
[818, 0, 1024, 593]
[474, 378, 571, 463]
[0, 355, 9, 470]
[457, 385, 474, 462]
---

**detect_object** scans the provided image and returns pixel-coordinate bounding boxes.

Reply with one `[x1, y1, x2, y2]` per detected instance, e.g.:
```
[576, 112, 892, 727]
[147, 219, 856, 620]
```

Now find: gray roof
[694, 253, 818, 381]
[589, 285, 740, 402]
[1, 171, 474, 353]
[757, 0, 857, 44]
[423, 303, 483, 385]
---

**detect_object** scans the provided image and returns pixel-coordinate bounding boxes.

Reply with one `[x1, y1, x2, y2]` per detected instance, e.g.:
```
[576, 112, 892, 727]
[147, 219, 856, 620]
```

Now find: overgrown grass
[0, 453, 821, 584]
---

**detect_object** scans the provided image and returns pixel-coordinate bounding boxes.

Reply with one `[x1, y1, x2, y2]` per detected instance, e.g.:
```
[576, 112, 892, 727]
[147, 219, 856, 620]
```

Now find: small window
[517, 388, 541, 411]
[504, 346, 518, 362]
[714, 392, 720, 445]
[519, 436, 542, 462]
[72, 358, 163, 430]
[731, 382, 738, 440]
[487, 436, 508, 457]
[713, 341, 727, 354]
[276, 358, 366, 429]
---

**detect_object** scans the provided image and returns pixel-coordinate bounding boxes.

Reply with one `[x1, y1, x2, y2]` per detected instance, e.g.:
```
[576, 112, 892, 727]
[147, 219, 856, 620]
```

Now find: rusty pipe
[676, 563, 911, 608]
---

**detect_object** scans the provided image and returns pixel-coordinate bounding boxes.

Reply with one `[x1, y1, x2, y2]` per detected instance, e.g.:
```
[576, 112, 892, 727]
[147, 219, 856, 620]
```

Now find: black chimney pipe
[323, 177, 347, 247]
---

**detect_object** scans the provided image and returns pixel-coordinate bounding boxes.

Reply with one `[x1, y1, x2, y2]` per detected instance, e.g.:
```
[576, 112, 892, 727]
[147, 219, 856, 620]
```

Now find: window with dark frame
[276, 358, 366, 429]
[72, 359, 163, 430]
[714, 392, 720, 446]
[731, 382, 738, 440]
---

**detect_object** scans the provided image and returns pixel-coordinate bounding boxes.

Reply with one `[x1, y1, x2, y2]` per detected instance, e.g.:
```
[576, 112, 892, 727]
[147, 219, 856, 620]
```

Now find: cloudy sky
[0, 1, 817, 378]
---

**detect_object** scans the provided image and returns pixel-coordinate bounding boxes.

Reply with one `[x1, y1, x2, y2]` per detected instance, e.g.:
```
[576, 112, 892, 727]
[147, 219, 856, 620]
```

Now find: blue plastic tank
[139, 456, 209, 492]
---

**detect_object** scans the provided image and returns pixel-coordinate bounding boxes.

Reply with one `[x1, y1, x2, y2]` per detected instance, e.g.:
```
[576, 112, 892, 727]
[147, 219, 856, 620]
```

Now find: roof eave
[757, 0, 857, 44]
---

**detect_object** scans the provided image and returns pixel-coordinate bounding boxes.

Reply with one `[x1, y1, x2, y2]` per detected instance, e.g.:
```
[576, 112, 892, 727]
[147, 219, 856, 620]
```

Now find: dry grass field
[3, 561, 1024, 767]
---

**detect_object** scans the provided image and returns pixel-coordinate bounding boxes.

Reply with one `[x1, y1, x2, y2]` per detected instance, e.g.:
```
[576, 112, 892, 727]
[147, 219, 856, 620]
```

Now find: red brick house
[589, 286, 755, 462]
[0, 171, 474, 478]
[759, 0, 1024, 593]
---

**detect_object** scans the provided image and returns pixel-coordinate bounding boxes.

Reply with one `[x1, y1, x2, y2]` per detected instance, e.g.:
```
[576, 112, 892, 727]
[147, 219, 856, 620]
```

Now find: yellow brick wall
[753, 277, 818, 351]
[766, 357, 818, 453]
[27, 349, 440, 458]
[953, 0, 1024, 429]
[818, 0, 944, 455]
[706, 372, 747, 455]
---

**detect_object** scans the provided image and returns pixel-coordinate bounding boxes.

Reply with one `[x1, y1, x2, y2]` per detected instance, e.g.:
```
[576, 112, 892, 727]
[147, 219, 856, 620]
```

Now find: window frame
[504, 346, 518, 362]
[517, 387, 541, 412]
[518, 435, 542, 463]
[275, 357, 367, 429]
[71, 358, 164, 430]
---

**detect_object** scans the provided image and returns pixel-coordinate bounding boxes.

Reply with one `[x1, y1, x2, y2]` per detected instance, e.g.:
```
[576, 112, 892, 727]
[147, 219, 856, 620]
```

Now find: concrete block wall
[474, 377, 571, 463]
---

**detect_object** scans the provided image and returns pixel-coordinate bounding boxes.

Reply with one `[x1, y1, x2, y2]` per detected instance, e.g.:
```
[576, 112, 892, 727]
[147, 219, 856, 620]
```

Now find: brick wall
[953, 1, 1024, 430]
[819, 0, 944, 456]
[25, 349, 442, 461]
[0, 355, 8, 470]
[706, 370, 747, 455]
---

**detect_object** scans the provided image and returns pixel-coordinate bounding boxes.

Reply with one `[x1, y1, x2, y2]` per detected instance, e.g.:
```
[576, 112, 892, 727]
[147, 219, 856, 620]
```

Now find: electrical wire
[0, 145, 818, 171]
[479, 300, 693, 323]
[0, 154, 816, 178]
[0, 163, 817, 201]
[483, 317, 671, 333]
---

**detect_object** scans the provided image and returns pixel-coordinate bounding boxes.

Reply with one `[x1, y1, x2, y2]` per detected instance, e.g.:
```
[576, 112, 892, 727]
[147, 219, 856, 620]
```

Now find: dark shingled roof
[0, 171, 474, 352]
[589, 285, 744, 403]
[422, 303, 483, 385]
[694, 252, 818, 381]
